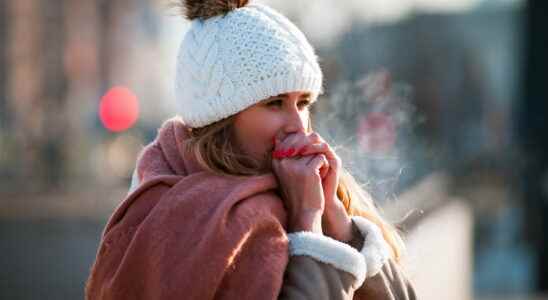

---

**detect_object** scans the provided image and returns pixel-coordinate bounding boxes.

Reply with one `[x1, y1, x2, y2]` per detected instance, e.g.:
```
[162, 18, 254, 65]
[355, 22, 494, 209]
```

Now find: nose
[282, 106, 307, 135]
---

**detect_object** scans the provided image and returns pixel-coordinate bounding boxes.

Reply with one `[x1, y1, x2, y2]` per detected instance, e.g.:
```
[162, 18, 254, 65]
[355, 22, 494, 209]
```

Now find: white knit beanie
[174, 0, 324, 128]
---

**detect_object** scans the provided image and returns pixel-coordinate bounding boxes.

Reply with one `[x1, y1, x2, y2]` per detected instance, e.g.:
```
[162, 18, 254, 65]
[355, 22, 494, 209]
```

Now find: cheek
[245, 125, 277, 154]
[234, 113, 279, 157]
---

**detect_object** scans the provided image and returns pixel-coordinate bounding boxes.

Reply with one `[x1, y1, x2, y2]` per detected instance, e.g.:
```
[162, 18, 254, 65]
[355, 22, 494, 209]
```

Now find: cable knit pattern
[175, 2, 323, 128]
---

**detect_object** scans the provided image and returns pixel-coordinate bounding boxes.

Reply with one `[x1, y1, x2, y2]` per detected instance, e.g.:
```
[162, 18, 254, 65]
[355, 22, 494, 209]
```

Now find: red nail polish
[286, 148, 295, 157]
[273, 150, 284, 159]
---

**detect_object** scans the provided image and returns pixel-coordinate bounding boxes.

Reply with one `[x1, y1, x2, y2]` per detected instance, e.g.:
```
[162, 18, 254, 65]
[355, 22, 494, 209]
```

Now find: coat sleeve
[278, 231, 365, 300]
[353, 258, 417, 300]
[351, 216, 418, 300]
[278, 217, 418, 300]
[279, 255, 358, 300]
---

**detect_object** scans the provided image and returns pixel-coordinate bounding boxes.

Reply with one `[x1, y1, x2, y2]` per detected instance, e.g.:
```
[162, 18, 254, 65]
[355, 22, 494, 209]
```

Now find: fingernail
[286, 148, 295, 157]
[273, 150, 284, 159]
[298, 146, 307, 155]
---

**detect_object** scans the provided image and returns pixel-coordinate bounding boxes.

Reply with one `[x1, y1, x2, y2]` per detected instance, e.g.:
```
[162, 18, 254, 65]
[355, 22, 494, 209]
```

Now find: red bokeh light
[357, 112, 397, 153]
[99, 86, 139, 132]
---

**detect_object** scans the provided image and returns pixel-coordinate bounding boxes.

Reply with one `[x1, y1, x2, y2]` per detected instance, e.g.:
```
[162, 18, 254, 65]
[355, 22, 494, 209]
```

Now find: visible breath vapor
[314, 69, 422, 203]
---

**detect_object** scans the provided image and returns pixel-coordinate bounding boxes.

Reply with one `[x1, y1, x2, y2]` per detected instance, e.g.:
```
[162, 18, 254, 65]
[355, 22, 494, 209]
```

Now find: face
[232, 91, 315, 171]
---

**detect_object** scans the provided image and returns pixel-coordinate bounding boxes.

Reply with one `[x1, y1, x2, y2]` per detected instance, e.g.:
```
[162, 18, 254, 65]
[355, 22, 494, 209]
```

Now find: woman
[86, 1, 417, 299]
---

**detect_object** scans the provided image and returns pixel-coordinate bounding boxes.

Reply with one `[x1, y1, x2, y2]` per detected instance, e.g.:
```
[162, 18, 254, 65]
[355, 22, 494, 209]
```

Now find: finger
[298, 143, 328, 156]
[274, 131, 307, 158]
[304, 144, 341, 183]
[289, 132, 325, 158]
[278, 132, 326, 158]
[307, 132, 325, 145]
[285, 133, 314, 158]
[299, 142, 340, 168]
[307, 154, 329, 176]
[300, 152, 321, 165]
[274, 132, 328, 159]
[319, 164, 329, 179]
[291, 132, 327, 158]
[295, 149, 330, 178]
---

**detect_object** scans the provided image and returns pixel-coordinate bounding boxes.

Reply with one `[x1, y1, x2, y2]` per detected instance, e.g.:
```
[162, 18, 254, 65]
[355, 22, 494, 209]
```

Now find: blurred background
[0, 0, 546, 299]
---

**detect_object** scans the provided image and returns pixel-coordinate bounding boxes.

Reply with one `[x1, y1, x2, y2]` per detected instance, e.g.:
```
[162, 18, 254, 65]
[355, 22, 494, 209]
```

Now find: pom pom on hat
[177, 0, 250, 20]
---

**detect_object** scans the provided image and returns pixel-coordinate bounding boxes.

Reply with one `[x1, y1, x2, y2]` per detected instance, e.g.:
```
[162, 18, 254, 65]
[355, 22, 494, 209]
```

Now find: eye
[266, 99, 283, 107]
[298, 99, 312, 108]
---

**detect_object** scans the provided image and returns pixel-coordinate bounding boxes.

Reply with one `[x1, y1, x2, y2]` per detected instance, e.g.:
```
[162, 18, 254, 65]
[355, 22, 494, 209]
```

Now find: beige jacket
[279, 217, 417, 300]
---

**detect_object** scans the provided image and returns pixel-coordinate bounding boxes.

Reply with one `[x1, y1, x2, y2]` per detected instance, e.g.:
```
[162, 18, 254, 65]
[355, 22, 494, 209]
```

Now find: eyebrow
[274, 92, 312, 98]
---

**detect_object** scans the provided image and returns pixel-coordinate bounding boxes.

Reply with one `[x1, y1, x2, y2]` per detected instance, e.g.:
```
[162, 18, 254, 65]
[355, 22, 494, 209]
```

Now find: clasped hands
[271, 131, 353, 243]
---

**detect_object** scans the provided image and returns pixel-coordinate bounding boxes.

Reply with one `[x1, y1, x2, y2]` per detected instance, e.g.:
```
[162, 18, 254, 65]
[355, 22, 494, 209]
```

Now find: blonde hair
[180, 115, 406, 262]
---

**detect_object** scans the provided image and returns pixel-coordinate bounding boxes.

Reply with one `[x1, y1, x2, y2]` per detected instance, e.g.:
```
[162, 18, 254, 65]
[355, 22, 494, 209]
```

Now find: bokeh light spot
[357, 112, 397, 153]
[99, 86, 139, 132]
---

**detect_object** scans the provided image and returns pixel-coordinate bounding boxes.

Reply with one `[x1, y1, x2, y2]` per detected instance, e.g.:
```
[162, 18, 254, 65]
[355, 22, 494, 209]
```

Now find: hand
[272, 132, 329, 179]
[274, 132, 353, 242]
[271, 132, 329, 234]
